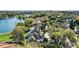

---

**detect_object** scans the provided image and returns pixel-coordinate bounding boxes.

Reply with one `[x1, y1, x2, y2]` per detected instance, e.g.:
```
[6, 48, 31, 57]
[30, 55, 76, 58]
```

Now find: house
[24, 14, 32, 18]
[27, 27, 44, 42]
[66, 18, 72, 23]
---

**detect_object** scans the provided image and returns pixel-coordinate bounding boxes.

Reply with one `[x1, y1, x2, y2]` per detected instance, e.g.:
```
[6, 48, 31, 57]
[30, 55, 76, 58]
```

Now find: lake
[0, 17, 22, 33]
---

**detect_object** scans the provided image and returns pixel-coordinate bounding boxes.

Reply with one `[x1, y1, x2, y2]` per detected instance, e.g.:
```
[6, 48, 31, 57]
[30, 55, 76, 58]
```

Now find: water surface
[0, 17, 21, 33]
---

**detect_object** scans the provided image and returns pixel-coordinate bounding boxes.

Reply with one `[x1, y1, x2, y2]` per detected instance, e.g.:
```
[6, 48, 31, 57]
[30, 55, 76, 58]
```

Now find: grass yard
[0, 33, 11, 42]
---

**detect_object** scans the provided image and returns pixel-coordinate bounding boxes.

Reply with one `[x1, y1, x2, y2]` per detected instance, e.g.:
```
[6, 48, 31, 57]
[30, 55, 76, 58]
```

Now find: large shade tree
[50, 28, 78, 47]
[24, 18, 33, 27]
[11, 26, 27, 42]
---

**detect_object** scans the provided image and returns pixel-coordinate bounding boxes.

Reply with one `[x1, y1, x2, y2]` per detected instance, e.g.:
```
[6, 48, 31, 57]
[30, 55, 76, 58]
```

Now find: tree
[62, 29, 77, 42]
[16, 22, 25, 26]
[50, 28, 78, 47]
[11, 26, 26, 41]
[24, 18, 33, 27]
[70, 20, 75, 30]
[42, 16, 49, 21]
[75, 16, 79, 25]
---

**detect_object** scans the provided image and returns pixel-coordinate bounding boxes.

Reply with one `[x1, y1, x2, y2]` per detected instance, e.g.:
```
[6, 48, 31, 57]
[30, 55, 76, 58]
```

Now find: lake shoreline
[0, 17, 21, 33]
[0, 32, 10, 34]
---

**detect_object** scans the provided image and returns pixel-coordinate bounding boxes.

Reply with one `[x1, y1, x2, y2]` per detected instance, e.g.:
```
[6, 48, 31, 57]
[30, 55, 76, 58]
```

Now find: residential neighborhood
[0, 11, 79, 48]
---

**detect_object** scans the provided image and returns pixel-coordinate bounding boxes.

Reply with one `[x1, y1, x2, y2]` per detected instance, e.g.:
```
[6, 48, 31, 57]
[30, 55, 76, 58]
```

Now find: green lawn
[0, 33, 11, 42]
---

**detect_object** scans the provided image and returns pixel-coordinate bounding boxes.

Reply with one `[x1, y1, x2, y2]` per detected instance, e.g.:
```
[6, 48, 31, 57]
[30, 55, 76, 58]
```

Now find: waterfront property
[0, 11, 79, 48]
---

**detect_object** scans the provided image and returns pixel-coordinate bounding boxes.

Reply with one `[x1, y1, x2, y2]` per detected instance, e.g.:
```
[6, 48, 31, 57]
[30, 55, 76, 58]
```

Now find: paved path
[0, 43, 15, 48]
